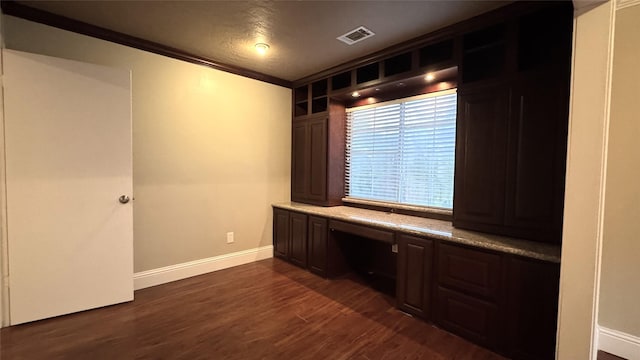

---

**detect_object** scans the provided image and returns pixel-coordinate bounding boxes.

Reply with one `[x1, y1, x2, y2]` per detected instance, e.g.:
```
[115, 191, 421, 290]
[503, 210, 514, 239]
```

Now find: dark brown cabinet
[454, 84, 510, 227]
[289, 212, 308, 268]
[505, 257, 560, 360]
[307, 216, 328, 276]
[437, 243, 503, 302]
[453, 2, 571, 244]
[273, 208, 289, 258]
[434, 243, 504, 351]
[396, 234, 433, 319]
[291, 116, 328, 202]
[273, 208, 561, 359]
[453, 78, 568, 243]
[273, 209, 307, 268]
[435, 286, 501, 350]
[433, 241, 560, 359]
[291, 105, 345, 206]
[504, 78, 568, 242]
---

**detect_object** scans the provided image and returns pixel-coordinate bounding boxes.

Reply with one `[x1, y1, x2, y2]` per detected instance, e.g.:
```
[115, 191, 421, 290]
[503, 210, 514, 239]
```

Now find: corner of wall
[0, 9, 8, 329]
[598, 326, 640, 359]
[556, 1, 615, 359]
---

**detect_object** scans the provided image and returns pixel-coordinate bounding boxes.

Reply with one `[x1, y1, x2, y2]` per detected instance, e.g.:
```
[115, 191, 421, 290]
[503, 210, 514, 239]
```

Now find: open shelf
[312, 97, 328, 113]
[295, 101, 308, 117]
[312, 79, 328, 98]
[462, 24, 506, 83]
[419, 39, 454, 68]
[331, 71, 352, 91]
[517, 5, 573, 73]
[294, 85, 308, 103]
[356, 63, 380, 84]
[384, 52, 412, 77]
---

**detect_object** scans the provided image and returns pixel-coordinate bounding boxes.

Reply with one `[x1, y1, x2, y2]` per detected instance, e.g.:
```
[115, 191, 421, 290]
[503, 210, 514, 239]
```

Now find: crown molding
[0, 1, 292, 88]
[616, 0, 640, 10]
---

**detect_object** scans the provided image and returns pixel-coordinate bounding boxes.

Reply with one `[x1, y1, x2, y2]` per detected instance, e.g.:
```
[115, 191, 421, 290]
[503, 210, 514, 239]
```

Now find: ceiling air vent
[337, 26, 375, 45]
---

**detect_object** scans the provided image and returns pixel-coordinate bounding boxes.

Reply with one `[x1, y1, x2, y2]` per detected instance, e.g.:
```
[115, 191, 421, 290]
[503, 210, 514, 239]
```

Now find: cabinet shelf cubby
[384, 52, 412, 77]
[331, 71, 352, 91]
[356, 63, 380, 84]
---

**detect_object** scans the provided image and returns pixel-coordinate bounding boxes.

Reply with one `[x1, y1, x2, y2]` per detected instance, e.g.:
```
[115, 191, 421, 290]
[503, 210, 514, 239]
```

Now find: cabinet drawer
[438, 243, 502, 300]
[328, 220, 394, 244]
[434, 286, 500, 350]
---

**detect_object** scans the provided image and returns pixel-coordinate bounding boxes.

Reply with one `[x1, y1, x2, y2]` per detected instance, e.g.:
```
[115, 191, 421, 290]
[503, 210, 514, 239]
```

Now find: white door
[3, 49, 133, 325]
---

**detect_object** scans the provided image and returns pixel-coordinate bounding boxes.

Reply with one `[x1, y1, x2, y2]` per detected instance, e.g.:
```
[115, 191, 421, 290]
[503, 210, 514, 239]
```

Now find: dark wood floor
[598, 350, 627, 360]
[0, 258, 505, 359]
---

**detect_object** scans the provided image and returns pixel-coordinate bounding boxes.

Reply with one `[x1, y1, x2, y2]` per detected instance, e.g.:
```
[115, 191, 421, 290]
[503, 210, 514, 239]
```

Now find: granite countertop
[273, 202, 561, 263]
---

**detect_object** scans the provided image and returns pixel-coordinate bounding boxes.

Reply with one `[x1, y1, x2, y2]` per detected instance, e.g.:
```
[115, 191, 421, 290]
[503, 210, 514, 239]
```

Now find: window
[345, 89, 457, 209]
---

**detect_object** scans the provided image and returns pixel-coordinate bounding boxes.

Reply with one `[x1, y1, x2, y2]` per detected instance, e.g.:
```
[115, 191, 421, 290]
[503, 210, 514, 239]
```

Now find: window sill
[342, 197, 452, 221]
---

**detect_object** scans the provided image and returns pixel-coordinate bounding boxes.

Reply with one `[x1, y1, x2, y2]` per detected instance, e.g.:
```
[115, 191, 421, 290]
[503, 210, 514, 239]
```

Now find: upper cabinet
[459, 2, 573, 86]
[454, 78, 569, 243]
[289, 2, 573, 244]
[454, 2, 572, 243]
[454, 83, 510, 227]
[461, 23, 508, 84]
[291, 104, 345, 206]
[294, 79, 329, 117]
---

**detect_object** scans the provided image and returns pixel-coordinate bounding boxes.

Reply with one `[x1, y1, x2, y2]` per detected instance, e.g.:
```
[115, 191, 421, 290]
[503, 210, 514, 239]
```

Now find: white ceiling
[17, 1, 510, 82]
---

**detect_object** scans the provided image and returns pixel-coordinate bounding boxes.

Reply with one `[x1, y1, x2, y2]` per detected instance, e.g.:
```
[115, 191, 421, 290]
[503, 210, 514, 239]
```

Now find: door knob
[118, 195, 130, 204]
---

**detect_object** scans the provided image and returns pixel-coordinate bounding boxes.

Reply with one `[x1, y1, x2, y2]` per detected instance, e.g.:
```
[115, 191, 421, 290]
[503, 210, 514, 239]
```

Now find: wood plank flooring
[0, 258, 505, 359]
[598, 350, 627, 360]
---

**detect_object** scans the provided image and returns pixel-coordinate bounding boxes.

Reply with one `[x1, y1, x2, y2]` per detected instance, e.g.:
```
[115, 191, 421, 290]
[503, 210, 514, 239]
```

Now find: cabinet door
[505, 257, 560, 360]
[504, 78, 568, 243]
[396, 234, 433, 319]
[434, 286, 501, 351]
[273, 209, 290, 259]
[437, 243, 502, 302]
[307, 216, 328, 276]
[289, 212, 308, 268]
[291, 120, 309, 202]
[454, 85, 510, 227]
[307, 116, 328, 201]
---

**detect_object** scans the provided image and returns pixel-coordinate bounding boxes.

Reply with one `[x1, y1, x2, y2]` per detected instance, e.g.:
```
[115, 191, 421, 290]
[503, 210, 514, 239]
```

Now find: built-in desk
[272, 202, 561, 360]
[273, 202, 560, 262]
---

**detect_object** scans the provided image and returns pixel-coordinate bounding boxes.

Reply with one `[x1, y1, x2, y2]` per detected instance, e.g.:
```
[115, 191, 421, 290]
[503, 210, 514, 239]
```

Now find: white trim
[0, 18, 8, 328]
[591, 3, 617, 359]
[133, 245, 273, 290]
[616, 0, 640, 10]
[599, 326, 640, 359]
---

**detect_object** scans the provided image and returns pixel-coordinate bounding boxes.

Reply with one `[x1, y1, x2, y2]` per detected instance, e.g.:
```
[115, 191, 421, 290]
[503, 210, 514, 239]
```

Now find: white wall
[557, 2, 614, 359]
[598, 2, 640, 357]
[2, 16, 291, 273]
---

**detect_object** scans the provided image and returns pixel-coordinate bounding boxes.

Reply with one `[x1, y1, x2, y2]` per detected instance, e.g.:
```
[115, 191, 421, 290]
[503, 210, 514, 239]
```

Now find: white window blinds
[345, 89, 457, 209]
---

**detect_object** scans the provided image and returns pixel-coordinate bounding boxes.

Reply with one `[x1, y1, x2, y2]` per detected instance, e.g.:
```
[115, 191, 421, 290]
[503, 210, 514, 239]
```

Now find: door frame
[0, 45, 7, 327]
[0, 79, 8, 328]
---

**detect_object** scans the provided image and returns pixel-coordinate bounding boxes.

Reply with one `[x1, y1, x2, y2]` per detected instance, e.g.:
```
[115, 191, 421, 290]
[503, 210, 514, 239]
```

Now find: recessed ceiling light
[255, 43, 270, 55]
[351, 91, 360, 98]
[425, 73, 435, 82]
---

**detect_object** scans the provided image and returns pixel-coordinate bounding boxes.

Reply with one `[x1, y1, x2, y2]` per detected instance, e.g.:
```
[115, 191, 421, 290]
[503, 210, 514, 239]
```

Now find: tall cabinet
[291, 80, 345, 206]
[453, 2, 572, 244]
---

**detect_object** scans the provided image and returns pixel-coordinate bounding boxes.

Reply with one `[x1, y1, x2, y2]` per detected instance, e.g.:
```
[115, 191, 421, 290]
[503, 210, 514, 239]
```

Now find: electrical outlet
[391, 244, 398, 253]
[226, 232, 234, 244]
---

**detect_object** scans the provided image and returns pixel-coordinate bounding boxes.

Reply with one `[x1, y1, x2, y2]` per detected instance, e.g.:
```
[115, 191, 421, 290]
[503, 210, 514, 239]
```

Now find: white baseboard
[599, 326, 640, 359]
[133, 245, 273, 290]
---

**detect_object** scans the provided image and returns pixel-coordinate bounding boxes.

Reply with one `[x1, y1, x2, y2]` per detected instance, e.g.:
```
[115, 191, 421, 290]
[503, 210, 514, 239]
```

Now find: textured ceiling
[16, 1, 509, 82]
